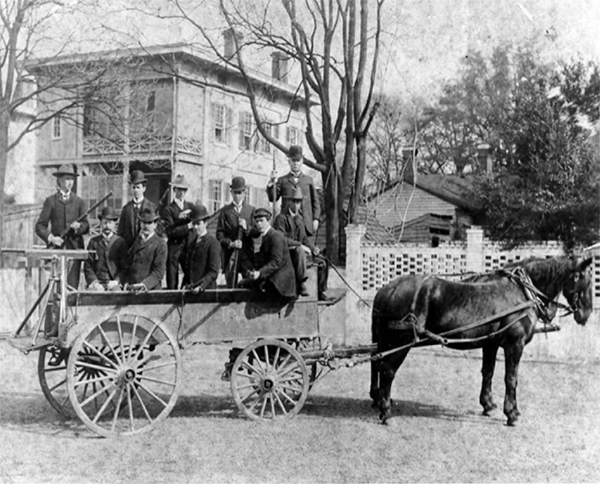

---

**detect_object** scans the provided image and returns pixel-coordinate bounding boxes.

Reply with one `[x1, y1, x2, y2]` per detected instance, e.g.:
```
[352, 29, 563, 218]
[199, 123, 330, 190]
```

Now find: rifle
[49, 191, 113, 248]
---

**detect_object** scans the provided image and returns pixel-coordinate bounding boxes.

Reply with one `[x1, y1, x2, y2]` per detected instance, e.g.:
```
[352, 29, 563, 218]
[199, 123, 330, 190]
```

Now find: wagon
[1, 249, 374, 437]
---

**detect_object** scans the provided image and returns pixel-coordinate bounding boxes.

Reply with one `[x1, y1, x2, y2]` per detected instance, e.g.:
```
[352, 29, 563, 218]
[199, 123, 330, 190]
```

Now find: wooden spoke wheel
[294, 338, 326, 390]
[230, 339, 310, 421]
[38, 346, 75, 418]
[66, 315, 182, 437]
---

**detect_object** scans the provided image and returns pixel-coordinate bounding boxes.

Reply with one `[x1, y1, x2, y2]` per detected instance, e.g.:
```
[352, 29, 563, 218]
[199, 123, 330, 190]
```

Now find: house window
[213, 103, 227, 144]
[249, 185, 269, 209]
[209, 179, 224, 212]
[259, 123, 273, 154]
[286, 126, 300, 146]
[239, 112, 253, 150]
[52, 115, 61, 139]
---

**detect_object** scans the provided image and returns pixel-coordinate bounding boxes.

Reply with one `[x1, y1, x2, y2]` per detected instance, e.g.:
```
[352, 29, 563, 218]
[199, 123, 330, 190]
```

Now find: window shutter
[209, 102, 215, 142]
[273, 123, 279, 141]
[239, 111, 245, 149]
[227, 107, 234, 146]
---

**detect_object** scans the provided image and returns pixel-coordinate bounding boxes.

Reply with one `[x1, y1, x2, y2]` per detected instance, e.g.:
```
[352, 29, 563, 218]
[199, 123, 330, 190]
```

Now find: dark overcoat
[272, 211, 313, 250]
[255, 228, 296, 298]
[161, 200, 194, 288]
[181, 232, 221, 290]
[35, 192, 89, 248]
[267, 173, 320, 235]
[124, 234, 167, 290]
[118, 198, 156, 247]
[84, 234, 128, 286]
[216, 202, 257, 273]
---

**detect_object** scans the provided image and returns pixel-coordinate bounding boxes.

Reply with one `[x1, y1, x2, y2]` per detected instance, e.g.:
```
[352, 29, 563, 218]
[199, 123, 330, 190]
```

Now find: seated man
[123, 206, 167, 292]
[244, 207, 296, 299]
[181, 204, 221, 293]
[273, 187, 330, 300]
[84, 206, 127, 291]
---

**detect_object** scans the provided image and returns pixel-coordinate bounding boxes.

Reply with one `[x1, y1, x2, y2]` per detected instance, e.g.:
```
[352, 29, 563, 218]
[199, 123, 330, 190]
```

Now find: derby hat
[253, 207, 272, 220]
[189, 204, 211, 223]
[230, 176, 246, 192]
[53, 164, 79, 178]
[170, 174, 189, 190]
[129, 170, 147, 185]
[137, 206, 160, 223]
[283, 186, 303, 200]
[98, 206, 119, 221]
[288, 145, 303, 161]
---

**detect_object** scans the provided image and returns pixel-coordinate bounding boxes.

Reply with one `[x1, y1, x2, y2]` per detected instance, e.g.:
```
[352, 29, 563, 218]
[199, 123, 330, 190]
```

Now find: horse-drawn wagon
[0, 249, 593, 437]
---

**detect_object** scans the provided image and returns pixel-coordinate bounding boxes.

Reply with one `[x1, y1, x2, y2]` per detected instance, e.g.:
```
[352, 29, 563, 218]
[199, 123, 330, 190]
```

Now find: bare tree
[134, 0, 387, 263]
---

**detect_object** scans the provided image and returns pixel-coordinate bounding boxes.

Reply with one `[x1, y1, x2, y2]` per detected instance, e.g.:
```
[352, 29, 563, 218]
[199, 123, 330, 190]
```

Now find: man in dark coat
[181, 204, 221, 293]
[266, 145, 321, 243]
[35, 164, 90, 289]
[118, 170, 156, 248]
[245, 207, 296, 299]
[84, 206, 128, 291]
[123, 206, 167, 292]
[161, 174, 194, 289]
[216, 176, 257, 287]
[273, 187, 329, 299]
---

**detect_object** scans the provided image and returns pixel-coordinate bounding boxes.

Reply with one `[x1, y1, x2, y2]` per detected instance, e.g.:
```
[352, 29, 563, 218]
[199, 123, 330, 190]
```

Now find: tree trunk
[348, 133, 368, 223]
[323, 162, 340, 265]
[0, 109, 10, 268]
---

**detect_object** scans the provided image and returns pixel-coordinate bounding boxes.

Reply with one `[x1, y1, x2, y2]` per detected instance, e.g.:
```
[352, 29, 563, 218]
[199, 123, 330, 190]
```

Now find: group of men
[35, 145, 329, 301]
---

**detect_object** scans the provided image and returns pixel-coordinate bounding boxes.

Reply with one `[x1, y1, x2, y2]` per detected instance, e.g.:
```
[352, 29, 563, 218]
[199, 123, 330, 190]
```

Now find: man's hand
[230, 240, 242, 249]
[106, 280, 121, 292]
[48, 234, 64, 247]
[269, 169, 277, 181]
[179, 209, 191, 219]
[299, 245, 311, 255]
[88, 280, 105, 292]
[126, 283, 147, 293]
[249, 270, 260, 280]
[313, 220, 319, 233]
[192, 284, 204, 295]
[70, 221, 81, 232]
[312, 246, 321, 256]
[238, 218, 247, 230]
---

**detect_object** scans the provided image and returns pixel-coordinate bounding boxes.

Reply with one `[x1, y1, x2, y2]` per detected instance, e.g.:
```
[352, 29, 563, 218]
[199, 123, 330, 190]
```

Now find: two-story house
[31, 41, 310, 225]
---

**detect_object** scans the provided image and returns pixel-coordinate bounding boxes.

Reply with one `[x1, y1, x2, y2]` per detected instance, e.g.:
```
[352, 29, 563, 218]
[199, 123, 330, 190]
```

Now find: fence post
[344, 224, 367, 346]
[466, 226, 485, 274]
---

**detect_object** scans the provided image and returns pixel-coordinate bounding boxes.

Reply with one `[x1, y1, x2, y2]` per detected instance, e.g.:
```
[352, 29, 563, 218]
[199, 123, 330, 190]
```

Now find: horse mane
[505, 256, 572, 298]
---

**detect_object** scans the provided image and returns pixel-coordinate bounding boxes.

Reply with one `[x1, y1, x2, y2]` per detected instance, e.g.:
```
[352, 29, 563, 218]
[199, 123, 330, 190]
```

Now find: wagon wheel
[66, 315, 182, 437]
[38, 346, 75, 418]
[230, 339, 310, 421]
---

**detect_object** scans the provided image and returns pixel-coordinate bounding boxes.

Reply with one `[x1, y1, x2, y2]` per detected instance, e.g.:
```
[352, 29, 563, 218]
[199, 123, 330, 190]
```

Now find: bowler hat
[230, 176, 246, 191]
[170, 174, 189, 190]
[283, 186, 303, 200]
[129, 170, 147, 185]
[253, 207, 272, 220]
[190, 204, 210, 223]
[288, 145, 303, 161]
[53, 164, 79, 178]
[137, 206, 160, 223]
[98, 206, 119, 221]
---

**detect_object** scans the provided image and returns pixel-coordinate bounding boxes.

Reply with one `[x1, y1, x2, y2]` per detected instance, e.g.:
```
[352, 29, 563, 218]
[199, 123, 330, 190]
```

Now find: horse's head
[562, 256, 594, 325]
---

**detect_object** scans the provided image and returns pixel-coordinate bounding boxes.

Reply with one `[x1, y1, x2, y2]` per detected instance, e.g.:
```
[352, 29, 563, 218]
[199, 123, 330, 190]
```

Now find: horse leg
[479, 343, 499, 416]
[503, 341, 524, 426]
[370, 360, 380, 409]
[377, 349, 410, 425]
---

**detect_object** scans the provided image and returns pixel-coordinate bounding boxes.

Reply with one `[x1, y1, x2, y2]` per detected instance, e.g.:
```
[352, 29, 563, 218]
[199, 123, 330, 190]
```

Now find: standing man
[267, 145, 321, 244]
[217, 176, 257, 287]
[273, 187, 329, 299]
[84, 206, 127, 291]
[118, 170, 156, 248]
[181, 204, 221, 293]
[36, 164, 90, 289]
[161, 174, 194, 289]
[123, 206, 167, 292]
[244, 207, 296, 299]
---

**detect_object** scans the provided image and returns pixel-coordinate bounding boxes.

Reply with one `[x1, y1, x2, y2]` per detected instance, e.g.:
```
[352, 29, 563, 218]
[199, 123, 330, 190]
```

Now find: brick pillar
[466, 226, 485, 274]
[344, 224, 367, 345]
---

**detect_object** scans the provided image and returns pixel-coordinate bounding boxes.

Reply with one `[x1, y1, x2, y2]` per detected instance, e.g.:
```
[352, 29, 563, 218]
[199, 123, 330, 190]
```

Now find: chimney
[223, 28, 244, 60]
[476, 143, 493, 174]
[402, 146, 418, 182]
[271, 52, 289, 82]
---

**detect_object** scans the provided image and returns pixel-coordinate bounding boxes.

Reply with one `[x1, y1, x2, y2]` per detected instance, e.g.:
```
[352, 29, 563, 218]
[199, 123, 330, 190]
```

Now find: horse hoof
[482, 404, 497, 417]
[379, 412, 388, 425]
[506, 417, 518, 427]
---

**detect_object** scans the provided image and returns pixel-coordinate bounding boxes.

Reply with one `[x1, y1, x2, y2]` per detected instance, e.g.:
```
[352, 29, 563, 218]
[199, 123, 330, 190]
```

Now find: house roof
[355, 205, 396, 243]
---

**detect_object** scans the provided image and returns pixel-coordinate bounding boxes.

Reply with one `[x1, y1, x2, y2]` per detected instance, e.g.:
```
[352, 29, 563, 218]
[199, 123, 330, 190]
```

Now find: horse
[369, 255, 593, 427]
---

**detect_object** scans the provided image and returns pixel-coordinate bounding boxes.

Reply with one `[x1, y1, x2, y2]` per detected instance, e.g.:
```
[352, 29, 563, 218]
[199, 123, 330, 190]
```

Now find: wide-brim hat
[129, 170, 147, 185]
[288, 145, 303, 161]
[98, 206, 119, 221]
[190, 204, 210, 223]
[137, 206, 160, 223]
[230, 176, 246, 191]
[53, 164, 79, 177]
[170, 174, 189, 190]
[254, 207, 272, 220]
[283, 186, 303, 200]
